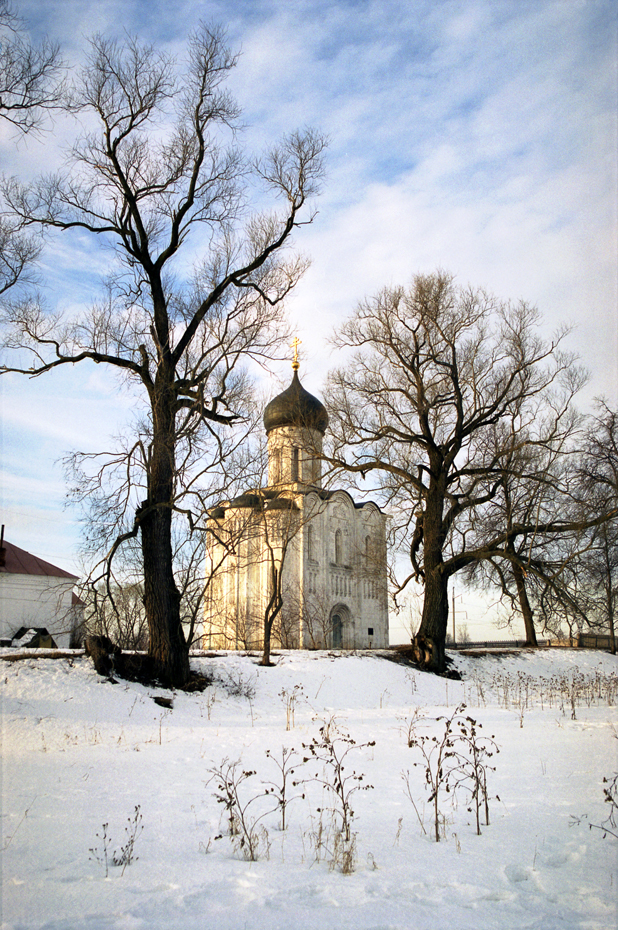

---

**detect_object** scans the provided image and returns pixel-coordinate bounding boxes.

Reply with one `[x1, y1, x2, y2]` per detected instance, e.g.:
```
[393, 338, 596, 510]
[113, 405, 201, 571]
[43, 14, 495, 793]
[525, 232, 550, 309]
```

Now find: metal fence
[450, 636, 615, 652]
[448, 640, 527, 650]
[577, 633, 614, 651]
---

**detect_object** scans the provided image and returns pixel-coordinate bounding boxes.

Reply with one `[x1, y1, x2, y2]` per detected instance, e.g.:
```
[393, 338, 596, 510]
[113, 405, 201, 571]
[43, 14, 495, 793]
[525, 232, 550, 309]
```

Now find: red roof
[0, 540, 78, 580]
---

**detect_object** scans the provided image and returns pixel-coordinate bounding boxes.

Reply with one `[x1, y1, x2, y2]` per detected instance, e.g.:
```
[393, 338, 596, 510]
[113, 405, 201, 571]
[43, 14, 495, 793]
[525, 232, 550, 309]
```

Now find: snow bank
[1, 648, 616, 930]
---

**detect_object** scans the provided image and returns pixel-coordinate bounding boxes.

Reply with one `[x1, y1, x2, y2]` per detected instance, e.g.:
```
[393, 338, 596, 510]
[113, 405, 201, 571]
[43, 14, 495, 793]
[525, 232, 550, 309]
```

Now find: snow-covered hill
[1, 648, 617, 930]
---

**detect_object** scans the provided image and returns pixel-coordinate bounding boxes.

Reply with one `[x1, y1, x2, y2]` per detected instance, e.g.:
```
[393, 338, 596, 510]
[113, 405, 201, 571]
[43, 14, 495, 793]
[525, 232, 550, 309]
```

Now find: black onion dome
[263, 371, 329, 435]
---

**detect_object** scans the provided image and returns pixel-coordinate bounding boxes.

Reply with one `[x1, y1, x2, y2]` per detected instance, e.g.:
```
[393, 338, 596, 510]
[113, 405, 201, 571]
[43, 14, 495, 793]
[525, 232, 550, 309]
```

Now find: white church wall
[294, 490, 389, 650]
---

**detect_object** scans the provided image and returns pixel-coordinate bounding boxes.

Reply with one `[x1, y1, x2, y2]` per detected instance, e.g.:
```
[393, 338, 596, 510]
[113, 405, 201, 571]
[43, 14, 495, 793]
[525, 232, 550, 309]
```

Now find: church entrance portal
[332, 613, 342, 648]
[330, 605, 351, 649]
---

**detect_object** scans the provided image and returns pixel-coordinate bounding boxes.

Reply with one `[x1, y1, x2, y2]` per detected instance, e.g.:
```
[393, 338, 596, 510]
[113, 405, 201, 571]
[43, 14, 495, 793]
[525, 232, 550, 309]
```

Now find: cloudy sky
[1, 0, 616, 633]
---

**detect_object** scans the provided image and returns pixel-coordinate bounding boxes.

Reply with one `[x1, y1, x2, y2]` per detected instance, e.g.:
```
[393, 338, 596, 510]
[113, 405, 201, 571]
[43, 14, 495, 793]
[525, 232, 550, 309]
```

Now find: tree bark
[261, 571, 281, 667]
[512, 561, 538, 647]
[141, 374, 190, 687]
[415, 484, 449, 672]
[414, 565, 449, 672]
[601, 527, 616, 655]
[261, 615, 273, 666]
[605, 579, 616, 655]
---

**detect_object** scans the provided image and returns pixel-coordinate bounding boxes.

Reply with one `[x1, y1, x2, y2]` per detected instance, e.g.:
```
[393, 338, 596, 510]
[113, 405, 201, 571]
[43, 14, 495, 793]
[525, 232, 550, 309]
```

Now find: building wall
[295, 491, 389, 649]
[202, 400, 389, 651]
[0, 574, 77, 647]
[202, 487, 389, 651]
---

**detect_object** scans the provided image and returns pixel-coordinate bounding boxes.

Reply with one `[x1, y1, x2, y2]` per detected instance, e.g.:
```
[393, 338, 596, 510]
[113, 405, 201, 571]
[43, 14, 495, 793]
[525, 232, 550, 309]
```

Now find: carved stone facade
[202, 369, 389, 650]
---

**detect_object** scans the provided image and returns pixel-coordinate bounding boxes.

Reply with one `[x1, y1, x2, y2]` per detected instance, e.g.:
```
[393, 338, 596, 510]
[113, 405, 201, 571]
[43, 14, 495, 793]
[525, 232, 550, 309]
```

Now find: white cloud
[1, 0, 615, 571]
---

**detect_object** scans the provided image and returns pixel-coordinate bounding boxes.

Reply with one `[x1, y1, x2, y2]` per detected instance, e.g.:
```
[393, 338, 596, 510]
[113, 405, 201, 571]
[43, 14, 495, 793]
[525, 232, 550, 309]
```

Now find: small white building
[0, 538, 82, 648]
[203, 364, 389, 650]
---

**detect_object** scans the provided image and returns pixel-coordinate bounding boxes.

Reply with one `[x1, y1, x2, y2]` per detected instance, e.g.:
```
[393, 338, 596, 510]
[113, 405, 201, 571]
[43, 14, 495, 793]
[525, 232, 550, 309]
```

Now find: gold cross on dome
[291, 336, 302, 370]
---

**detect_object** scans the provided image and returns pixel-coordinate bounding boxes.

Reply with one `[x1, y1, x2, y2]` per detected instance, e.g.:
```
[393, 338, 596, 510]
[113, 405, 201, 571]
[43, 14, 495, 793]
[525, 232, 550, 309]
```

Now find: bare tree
[518, 404, 618, 650]
[0, 1, 66, 297]
[579, 521, 618, 652]
[573, 403, 618, 652]
[281, 587, 334, 649]
[176, 531, 209, 651]
[84, 581, 149, 652]
[461, 397, 587, 647]
[0, 216, 40, 297]
[1, 26, 326, 685]
[79, 526, 210, 653]
[327, 271, 609, 673]
[0, 0, 65, 134]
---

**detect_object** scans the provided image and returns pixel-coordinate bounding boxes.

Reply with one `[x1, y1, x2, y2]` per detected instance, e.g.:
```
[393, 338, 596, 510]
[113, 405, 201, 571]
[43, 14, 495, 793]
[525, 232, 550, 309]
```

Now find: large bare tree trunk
[141, 380, 190, 687]
[415, 474, 448, 673]
[601, 528, 617, 655]
[606, 581, 616, 655]
[142, 512, 189, 686]
[512, 561, 538, 647]
[415, 567, 449, 672]
[415, 490, 449, 672]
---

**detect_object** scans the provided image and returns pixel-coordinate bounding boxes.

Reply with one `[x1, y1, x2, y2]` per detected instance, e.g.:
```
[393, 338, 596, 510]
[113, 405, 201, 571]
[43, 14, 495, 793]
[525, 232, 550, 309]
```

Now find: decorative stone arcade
[202, 354, 389, 651]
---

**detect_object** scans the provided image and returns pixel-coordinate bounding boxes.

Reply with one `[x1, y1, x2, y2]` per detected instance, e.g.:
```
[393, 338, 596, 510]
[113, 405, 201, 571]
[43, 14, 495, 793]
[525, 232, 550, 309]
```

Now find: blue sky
[1, 0, 616, 635]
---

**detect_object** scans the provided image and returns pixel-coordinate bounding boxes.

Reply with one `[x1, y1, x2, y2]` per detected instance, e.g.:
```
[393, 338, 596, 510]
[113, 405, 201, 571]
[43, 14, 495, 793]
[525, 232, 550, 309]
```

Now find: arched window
[292, 447, 300, 481]
[335, 528, 343, 565]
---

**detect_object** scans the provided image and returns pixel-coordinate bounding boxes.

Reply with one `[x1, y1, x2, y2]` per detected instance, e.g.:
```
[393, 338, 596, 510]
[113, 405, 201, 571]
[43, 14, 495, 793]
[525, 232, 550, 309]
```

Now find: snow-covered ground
[1, 647, 617, 930]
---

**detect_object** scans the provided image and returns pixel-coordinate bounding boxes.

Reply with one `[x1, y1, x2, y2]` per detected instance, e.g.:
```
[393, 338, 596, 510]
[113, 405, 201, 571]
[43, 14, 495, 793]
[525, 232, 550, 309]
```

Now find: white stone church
[202, 360, 389, 651]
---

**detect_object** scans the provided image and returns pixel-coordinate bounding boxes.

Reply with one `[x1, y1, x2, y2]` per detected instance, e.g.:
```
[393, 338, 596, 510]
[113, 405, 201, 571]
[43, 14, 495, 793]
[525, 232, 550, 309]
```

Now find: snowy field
[1, 647, 617, 930]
